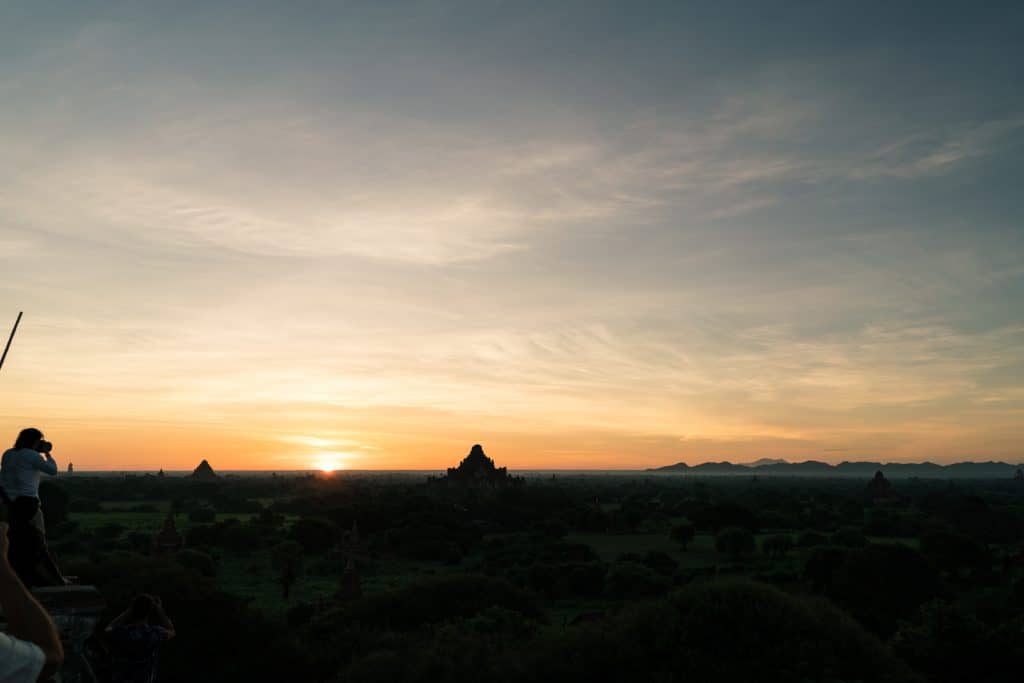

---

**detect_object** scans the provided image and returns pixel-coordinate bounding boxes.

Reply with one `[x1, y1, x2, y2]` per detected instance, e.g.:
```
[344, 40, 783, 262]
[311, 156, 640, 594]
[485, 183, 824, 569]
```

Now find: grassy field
[57, 507, 926, 619]
[569, 531, 719, 567]
[60, 510, 459, 616]
[72, 511, 259, 534]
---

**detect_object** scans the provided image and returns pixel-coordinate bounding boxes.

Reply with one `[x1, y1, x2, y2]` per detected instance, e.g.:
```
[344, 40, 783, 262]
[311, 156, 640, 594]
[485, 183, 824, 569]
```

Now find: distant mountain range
[647, 459, 1024, 478]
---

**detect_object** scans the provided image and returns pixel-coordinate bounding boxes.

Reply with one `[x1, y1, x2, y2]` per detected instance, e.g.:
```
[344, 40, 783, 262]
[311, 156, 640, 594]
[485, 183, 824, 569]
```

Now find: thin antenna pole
[0, 312, 23, 372]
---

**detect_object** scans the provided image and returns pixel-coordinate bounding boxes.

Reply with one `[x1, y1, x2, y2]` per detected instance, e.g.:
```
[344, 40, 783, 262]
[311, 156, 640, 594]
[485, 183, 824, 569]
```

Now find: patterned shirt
[108, 625, 169, 683]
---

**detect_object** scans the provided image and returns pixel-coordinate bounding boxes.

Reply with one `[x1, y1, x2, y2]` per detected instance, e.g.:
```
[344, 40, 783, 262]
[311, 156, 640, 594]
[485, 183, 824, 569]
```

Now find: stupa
[443, 444, 516, 487]
[336, 559, 362, 600]
[153, 512, 184, 554]
[190, 459, 219, 480]
[865, 470, 895, 502]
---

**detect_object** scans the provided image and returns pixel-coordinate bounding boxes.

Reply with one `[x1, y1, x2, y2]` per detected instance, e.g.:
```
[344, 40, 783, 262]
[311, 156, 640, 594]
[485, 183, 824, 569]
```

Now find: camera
[36, 440, 52, 454]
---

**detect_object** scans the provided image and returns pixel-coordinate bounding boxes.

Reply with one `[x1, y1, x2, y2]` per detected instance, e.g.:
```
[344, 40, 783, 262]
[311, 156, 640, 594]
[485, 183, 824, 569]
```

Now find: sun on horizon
[314, 453, 346, 473]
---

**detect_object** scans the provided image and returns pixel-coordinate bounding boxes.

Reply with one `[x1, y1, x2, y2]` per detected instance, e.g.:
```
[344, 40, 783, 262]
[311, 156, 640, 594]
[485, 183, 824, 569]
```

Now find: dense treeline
[27, 473, 1024, 682]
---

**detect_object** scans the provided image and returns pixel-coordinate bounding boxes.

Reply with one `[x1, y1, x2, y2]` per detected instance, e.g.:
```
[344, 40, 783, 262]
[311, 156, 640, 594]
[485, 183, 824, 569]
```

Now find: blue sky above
[1, 1, 1022, 468]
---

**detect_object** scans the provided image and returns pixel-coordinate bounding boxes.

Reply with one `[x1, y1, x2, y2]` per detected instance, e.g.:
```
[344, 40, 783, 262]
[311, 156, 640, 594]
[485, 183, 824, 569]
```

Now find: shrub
[830, 526, 868, 548]
[669, 520, 696, 549]
[762, 534, 794, 557]
[715, 527, 755, 559]
[189, 507, 217, 523]
[920, 530, 990, 573]
[313, 574, 543, 634]
[176, 548, 218, 577]
[94, 522, 125, 540]
[604, 561, 669, 599]
[289, 518, 340, 554]
[797, 531, 828, 548]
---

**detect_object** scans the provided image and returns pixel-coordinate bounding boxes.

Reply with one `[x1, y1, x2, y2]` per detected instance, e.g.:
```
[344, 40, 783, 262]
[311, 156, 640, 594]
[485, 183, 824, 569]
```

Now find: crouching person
[106, 594, 175, 683]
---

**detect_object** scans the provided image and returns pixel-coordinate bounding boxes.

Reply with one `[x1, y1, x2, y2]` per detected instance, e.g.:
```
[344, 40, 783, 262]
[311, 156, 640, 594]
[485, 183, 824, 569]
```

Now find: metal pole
[0, 312, 23, 372]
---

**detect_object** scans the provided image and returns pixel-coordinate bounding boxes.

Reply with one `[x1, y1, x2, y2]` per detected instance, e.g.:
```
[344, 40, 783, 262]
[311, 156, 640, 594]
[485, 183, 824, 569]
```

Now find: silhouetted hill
[648, 459, 1024, 478]
[758, 460, 833, 475]
[744, 458, 788, 467]
[692, 461, 749, 473]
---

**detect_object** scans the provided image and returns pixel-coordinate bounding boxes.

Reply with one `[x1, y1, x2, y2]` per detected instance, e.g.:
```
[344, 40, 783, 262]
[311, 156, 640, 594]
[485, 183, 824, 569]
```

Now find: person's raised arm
[151, 597, 175, 640]
[32, 453, 57, 476]
[105, 607, 132, 632]
[0, 523, 63, 679]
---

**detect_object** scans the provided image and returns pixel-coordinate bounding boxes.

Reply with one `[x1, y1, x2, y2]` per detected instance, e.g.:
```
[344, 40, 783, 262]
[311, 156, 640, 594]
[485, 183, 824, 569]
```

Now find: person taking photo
[0, 429, 66, 586]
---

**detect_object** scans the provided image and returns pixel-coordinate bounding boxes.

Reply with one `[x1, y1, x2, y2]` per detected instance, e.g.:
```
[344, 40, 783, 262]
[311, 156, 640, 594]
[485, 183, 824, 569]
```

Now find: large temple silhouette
[440, 444, 519, 488]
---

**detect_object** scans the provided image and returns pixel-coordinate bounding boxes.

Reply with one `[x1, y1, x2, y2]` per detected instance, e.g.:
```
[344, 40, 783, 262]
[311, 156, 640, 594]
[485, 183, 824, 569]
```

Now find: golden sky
[2, 3, 1023, 470]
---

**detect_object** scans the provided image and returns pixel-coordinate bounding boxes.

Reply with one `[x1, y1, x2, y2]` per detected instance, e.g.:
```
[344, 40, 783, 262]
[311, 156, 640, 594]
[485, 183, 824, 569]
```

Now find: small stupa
[336, 559, 362, 601]
[153, 513, 184, 554]
[67, 462, 74, 474]
[340, 521, 364, 558]
[865, 470, 895, 501]
[190, 459, 219, 480]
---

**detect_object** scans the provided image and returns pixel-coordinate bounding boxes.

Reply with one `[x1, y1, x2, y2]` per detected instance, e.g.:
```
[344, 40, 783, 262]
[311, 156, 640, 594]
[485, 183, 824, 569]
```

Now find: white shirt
[0, 449, 58, 500]
[0, 632, 45, 682]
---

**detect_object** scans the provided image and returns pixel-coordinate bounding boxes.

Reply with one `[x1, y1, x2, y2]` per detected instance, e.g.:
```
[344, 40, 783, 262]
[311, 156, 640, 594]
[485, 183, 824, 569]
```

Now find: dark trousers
[6, 496, 63, 587]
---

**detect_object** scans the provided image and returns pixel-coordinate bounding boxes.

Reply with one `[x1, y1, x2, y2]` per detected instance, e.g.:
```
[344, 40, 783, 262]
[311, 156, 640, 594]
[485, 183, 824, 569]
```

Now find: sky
[1, 1, 1022, 471]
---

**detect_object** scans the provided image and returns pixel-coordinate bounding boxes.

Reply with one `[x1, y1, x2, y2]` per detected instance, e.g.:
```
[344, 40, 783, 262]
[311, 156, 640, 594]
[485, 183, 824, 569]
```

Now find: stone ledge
[1, 585, 105, 683]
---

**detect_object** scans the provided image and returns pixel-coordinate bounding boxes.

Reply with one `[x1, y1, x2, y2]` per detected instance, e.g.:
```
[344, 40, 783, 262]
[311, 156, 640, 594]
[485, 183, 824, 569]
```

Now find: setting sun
[315, 453, 344, 473]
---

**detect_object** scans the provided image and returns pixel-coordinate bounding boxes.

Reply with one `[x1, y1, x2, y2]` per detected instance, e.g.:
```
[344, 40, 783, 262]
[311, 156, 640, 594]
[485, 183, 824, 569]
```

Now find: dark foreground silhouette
[6, 444, 1021, 682]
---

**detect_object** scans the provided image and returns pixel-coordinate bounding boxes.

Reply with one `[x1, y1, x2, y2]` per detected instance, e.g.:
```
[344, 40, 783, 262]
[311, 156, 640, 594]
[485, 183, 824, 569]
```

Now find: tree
[830, 526, 868, 548]
[715, 527, 755, 559]
[38, 482, 70, 526]
[669, 520, 696, 550]
[814, 544, 939, 637]
[761, 534, 793, 557]
[796, 531, 828, 548]
[188, 506, 216, 523]
[176, 548, 218, 577]
[920, 530, 990, 574]
[604, 561, 669, 599]
[892, 600, 1016, 683]
[289, 517, 339, 554]
[346, 579, 918, 683]
[272, 540, 305, 600]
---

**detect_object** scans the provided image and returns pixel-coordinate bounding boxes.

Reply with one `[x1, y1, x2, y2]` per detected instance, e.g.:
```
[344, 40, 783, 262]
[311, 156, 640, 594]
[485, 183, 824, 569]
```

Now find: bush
[604, 561, 669, 599]
[176, 549, 218, 577]
[189, 507, 217, 523]
[830, 526, 868, 548]
[669, 520, 696, 549]
[640, 550, 678, 576]
[94, 522, 125, 540]
[312, 574, 543, 635]
[920, 530, 990, 573]
[38, 482, 70, 526]
[797, 531, 828, 548]
[125, 531, 152, 554]
[804, 546, 848, 590]
[349, 579, 919, 683]
[289, 518, 340, 554]
[715, 527, 755, 559]
[761, 534, 794, 557]
[806, 543, 939, 637]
